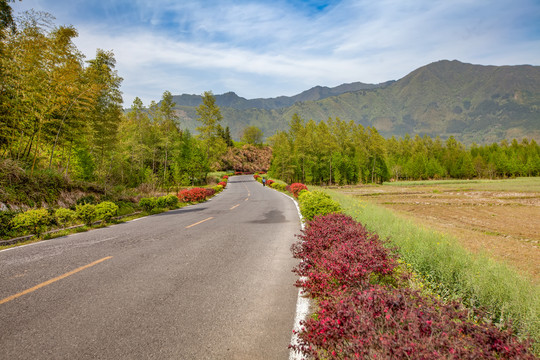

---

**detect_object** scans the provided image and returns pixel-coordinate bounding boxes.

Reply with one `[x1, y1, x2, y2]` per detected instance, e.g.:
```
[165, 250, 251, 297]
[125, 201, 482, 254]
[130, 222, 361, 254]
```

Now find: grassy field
[330, 177, 540, 280]
[315, 178, 540, 350]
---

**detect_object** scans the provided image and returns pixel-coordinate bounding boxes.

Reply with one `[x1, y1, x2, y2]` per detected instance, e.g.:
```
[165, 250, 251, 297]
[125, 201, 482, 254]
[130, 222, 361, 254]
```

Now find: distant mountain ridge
[170, 60, 540, 144]
[171, 81, 394, 110]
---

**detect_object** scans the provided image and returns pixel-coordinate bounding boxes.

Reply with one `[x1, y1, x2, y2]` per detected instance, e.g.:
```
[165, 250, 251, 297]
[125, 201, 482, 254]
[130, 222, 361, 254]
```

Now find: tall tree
[241, 125, 264, 146]
[195, 91, 226, 170]
[158, 90, 180, 186]
[85, 49, 123, 182]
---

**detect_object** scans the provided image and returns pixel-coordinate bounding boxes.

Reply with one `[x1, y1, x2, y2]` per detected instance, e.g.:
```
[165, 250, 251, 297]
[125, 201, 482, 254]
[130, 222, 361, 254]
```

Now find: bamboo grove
[0, 8, 231, 190]
[268, 115, 540, 185]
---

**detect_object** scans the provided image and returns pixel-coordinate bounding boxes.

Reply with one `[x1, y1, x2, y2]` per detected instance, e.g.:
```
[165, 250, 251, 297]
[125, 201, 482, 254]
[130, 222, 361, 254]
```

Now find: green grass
[316, 187, 540, 351]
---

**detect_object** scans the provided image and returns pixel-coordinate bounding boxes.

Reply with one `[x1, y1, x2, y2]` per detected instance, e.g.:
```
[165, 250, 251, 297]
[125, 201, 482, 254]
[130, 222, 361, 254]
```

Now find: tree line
[1, 8, 124, 179]
[0, 6, 247, 191]
[268, 115, 540, 185]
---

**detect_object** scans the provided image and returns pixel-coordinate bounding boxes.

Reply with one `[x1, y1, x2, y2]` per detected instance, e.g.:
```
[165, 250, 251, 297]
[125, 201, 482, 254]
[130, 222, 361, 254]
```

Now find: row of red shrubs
[177, 175, 229, 203]
[177, 187, 215, 202]
[290, 213, 534, 359]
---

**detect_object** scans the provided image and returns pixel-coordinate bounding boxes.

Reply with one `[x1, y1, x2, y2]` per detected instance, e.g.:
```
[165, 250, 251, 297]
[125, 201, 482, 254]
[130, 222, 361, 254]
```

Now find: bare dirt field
[334, 178, 540, 282]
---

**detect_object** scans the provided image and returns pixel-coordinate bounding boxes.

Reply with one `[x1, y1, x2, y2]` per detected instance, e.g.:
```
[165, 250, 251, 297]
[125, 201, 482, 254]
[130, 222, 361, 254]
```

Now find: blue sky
[11, 0, 540, 106]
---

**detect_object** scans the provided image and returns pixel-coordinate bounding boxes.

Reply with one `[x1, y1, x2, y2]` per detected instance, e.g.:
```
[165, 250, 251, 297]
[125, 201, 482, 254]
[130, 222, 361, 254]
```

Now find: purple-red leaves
[290, 213, 535, 359]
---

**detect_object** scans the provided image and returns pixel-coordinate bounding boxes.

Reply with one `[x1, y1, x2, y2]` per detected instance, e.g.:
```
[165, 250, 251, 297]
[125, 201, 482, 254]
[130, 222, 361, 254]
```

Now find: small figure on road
[262, 177, 267, 187]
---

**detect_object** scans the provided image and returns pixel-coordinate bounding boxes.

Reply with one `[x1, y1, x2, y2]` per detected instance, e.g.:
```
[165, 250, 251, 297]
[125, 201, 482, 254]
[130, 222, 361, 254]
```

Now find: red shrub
[222, 175, 229, 180]
[290, 213, 536, 359]
[253, 174, 261, 180]
[292, 213, 397, 298]
[177, 188, 210, 202]
[218, 181, 227, 188]
[288, 182, 308, 198]
[235, 172, 241, 175]
[266, 179, 274, 186]
[292, 285, 535, 360]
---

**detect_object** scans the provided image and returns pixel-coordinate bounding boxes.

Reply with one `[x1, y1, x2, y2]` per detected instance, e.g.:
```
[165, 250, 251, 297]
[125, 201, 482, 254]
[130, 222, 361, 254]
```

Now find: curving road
[0, 175, 301, 359]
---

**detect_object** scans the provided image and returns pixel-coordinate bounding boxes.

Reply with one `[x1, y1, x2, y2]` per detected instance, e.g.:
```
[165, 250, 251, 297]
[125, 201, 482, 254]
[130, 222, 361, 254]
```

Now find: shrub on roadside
[0, 211, 17, 238]
[156, 196, 168, 209]
[11, 208, 50, 236]
[213, 184, 224, 193]
[290, 213, 536, 359]
[217, 181, 227, 188]
[95, 201, 119, 224]
[76, 203, 97, 226]
[163, 194, 179, 208]
[292, 285, 535, 360]
[115, 201, 135, 216]
[271, 182, 286, 191]
[298, 190, 342, 222]
[291, 213, 397, 298]
[266, 179, 274, 186]
[139, 197, 157, 212]
[55, 208, 75, 228]
[177, 188, 209, 203]
[287, 183, 308, 198]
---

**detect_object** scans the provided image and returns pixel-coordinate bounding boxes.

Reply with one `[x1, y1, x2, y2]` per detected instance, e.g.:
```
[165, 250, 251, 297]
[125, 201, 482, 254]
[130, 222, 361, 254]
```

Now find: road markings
[185, 217, 214, 229]
[0, 256, 113, 305]
[230, 204, 240, 210]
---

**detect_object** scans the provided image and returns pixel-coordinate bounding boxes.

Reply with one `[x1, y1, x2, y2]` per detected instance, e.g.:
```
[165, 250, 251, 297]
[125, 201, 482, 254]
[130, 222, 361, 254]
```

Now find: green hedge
[298, 190, 342, 221]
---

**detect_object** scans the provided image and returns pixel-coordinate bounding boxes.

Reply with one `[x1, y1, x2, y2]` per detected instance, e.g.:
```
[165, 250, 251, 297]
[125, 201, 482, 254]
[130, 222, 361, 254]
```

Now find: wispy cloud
[11, 0, 540, 105]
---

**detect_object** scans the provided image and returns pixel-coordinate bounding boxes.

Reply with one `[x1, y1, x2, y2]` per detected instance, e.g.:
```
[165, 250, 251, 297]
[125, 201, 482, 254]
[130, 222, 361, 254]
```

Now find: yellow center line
[230, 204, 240, 210]
[185, 217, 214, 229]
[0, 256, 113, 306]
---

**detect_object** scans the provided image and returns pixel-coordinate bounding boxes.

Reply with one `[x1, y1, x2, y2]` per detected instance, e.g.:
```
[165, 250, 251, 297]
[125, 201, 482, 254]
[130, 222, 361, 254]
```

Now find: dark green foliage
[0, 210, 16, 238]
[138, 197, 157, 212]
[76, 195, 97, 205]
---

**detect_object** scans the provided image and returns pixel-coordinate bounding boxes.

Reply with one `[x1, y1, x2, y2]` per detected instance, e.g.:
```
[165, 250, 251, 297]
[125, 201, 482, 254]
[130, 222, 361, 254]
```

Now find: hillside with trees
[170, 61, 540, 145]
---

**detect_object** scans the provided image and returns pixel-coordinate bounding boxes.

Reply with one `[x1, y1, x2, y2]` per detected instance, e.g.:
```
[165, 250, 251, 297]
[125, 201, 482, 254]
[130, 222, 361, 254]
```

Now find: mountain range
[169, 60, 540, 144]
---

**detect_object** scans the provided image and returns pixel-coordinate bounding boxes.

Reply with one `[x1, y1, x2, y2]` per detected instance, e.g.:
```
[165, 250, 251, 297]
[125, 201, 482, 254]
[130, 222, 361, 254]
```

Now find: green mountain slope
[172, 60, 540, 144]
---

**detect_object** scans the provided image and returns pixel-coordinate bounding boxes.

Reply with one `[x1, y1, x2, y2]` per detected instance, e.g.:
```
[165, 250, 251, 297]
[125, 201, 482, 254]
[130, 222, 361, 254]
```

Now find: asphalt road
[0, 175, 302, 359]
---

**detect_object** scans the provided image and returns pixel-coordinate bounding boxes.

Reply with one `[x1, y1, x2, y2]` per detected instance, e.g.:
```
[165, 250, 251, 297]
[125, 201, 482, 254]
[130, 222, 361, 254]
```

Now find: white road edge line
[276, 190, 309, 360]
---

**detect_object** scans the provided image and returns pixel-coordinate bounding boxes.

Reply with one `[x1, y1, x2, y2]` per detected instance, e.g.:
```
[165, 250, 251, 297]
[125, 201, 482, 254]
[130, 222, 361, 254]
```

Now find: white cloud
[11, 0, 540, 105]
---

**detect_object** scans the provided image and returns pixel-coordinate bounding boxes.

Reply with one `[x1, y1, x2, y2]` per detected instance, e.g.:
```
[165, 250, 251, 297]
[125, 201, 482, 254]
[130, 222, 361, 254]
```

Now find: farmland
[329, 177, 540, 282]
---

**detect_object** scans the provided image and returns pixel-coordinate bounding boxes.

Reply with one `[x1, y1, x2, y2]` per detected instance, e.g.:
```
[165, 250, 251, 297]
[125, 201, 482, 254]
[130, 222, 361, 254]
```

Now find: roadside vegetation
[261, 178, 539, 357]
[0, 175, 230, 247]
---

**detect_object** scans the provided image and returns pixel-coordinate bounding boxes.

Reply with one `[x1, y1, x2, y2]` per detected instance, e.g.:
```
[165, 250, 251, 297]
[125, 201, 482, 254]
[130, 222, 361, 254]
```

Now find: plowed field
[333, 178, 540, 281]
